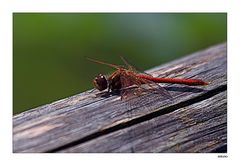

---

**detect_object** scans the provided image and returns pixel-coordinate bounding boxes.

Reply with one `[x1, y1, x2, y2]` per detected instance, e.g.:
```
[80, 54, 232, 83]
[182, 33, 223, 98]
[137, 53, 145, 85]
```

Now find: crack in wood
[46, 84, 226, 152]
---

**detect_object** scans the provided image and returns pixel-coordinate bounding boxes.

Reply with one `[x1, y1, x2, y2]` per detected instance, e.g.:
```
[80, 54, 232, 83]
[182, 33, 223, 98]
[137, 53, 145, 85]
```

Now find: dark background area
[13, 13, 227, 114]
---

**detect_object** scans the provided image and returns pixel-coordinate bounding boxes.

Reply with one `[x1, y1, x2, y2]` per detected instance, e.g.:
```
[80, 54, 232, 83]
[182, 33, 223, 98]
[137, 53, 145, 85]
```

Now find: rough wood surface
[13, 43, 227, 153]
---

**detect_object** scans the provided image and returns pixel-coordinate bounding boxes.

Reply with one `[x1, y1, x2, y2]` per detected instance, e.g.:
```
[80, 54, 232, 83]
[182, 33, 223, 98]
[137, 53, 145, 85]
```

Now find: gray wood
[13, 43, 227, 153]
[60, 91, 226, 153]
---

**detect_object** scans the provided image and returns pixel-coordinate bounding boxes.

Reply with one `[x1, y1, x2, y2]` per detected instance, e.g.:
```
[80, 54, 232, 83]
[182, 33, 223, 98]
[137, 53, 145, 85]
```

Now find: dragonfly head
[93, 74, 108, 91]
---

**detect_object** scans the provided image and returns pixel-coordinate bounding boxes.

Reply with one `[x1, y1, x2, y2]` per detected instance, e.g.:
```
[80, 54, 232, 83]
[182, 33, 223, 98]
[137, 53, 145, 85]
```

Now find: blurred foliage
[13, 13, 227, 114]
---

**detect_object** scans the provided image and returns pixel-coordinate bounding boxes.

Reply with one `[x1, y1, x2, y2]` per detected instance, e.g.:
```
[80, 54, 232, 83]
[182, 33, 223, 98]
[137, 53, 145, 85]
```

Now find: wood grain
[59, 91, 226, 153]
[13, 43, 227, 153]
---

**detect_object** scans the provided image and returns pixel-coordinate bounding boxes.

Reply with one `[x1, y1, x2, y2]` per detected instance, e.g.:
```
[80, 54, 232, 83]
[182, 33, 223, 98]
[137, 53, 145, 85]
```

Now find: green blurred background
[13, 13, 227, 115]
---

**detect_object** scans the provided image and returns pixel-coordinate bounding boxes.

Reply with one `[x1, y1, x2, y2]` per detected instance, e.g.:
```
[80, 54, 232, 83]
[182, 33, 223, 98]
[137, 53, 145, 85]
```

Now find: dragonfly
[88, 56, 208, 100]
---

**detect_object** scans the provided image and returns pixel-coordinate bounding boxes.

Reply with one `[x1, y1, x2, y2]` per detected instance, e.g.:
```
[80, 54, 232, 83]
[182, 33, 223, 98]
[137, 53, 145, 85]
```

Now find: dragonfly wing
[139, 77, 172, 99]
[119, 71, 172, 100]
[119, 71, 143, 99]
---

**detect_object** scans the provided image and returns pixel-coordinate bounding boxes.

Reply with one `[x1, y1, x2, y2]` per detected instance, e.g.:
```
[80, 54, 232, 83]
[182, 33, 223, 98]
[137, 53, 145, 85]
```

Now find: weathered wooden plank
[60, 91, 226, 152]
[13, 43, 227, 152]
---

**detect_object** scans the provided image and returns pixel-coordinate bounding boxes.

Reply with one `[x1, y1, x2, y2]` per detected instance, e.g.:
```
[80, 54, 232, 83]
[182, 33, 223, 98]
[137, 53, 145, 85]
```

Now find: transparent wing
[119, 71, 143, 99]
[119, 71, 172, 100]
[138, 75, 172, 99]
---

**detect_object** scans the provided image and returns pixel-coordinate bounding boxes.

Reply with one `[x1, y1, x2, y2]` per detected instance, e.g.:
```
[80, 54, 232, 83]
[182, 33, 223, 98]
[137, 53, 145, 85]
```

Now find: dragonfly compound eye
[93, 74, 108, 91]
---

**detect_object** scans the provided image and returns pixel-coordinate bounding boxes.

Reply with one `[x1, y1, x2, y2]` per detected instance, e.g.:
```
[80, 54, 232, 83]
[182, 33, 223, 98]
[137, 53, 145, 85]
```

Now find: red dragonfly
[88, 56, 208, 99]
